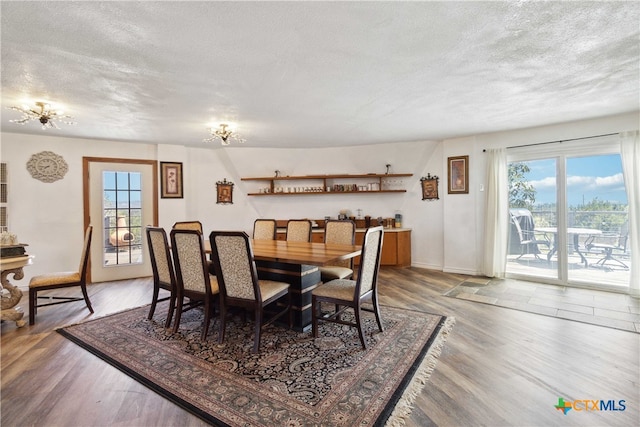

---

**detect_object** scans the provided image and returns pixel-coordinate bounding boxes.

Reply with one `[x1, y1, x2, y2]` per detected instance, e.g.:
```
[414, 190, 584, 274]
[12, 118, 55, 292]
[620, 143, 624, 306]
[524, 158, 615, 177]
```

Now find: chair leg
[311, 296, 319, 338]
[165, 292, 176, 329]
[371, 294, 384, 333]
[80, 283, 94, 313]
[201, 299, 210, 341]
[253, 308, 263, 353]
[218, 303, 227, 344]
[354, 307, 367, 350]
[173, 292, 184, 333]
[148, 284, 160, 320]
[29, 288, 36, 325]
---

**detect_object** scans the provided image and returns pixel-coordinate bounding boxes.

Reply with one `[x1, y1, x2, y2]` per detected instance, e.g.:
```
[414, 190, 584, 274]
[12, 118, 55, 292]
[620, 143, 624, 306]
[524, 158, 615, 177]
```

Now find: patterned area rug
[58, 303, 454, 426]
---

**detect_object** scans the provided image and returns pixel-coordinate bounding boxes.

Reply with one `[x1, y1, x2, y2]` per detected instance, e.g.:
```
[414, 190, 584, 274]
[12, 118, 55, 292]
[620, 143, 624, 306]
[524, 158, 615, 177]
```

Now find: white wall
[1, 111, 637, 287]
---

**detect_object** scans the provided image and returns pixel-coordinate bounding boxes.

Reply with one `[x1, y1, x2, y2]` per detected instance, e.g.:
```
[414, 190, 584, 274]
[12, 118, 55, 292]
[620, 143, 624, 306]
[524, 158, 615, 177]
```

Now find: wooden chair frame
[209, 231, 292, 353]
[29, 225, 94, 325]
[312, 226, 384, 349]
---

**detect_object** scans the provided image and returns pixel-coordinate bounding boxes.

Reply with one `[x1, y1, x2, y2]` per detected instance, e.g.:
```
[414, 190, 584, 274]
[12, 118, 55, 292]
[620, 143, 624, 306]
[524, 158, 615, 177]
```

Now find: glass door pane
[566, 155, 630, 287]
[507, 159, 558, 280]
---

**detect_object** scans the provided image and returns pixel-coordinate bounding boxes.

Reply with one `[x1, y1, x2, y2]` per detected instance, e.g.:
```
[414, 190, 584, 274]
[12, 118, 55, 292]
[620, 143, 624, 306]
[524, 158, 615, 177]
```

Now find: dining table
[206, 239, 361, 331]
[535, 227, 603, 267]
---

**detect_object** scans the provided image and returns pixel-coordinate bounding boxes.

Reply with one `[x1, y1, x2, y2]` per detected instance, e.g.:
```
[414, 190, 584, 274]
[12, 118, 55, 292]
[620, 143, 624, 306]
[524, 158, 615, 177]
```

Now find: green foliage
[508, 162, 536, 210]
[571, 198, 627, 233]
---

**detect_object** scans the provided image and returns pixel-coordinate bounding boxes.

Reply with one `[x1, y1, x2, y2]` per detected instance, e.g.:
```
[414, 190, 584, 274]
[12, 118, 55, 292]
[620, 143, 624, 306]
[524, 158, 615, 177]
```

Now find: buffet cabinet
[276, 228, 411, 267]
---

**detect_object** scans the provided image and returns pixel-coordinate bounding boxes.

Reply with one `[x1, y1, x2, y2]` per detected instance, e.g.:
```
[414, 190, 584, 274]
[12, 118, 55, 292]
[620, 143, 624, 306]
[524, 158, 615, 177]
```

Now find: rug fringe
[384, 316, 456, 427]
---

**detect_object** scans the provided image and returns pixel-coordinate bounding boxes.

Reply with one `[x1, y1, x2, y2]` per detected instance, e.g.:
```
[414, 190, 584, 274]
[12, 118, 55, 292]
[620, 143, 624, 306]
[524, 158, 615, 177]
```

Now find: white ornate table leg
[1, 267, 27, 327]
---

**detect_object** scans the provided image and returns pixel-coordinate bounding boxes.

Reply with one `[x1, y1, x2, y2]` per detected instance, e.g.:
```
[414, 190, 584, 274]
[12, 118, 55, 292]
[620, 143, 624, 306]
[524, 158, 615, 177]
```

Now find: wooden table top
[205, 239, 361, 266]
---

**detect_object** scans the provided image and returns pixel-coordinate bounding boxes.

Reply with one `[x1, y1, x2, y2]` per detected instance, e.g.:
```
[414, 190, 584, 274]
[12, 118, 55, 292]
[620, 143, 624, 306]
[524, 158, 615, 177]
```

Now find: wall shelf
[241, 173, 413, 196]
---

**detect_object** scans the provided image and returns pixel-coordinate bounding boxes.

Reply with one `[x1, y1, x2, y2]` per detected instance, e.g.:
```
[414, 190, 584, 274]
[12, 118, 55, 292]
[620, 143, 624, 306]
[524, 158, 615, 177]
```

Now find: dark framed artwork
[216, 178, 234, 204]
[160, 162, 183, 199]
[447, 155, 469, 194]
[420, 175, 439, 200]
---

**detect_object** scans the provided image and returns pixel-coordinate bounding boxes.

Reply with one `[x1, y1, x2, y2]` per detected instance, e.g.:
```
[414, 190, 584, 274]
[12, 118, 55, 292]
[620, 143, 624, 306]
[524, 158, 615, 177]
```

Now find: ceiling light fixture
[203, 123, 246, 145]
[8, 101, 75, 130]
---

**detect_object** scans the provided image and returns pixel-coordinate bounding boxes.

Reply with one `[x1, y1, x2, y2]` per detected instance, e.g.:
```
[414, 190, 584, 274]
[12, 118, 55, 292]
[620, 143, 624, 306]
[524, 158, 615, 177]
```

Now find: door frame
[83, 157, 158, 283]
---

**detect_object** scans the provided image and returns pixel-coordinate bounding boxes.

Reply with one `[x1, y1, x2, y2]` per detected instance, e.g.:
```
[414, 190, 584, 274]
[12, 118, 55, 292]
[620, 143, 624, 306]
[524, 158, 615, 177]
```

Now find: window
[506, 136, 630, 291]
[102, 171, 143, 266]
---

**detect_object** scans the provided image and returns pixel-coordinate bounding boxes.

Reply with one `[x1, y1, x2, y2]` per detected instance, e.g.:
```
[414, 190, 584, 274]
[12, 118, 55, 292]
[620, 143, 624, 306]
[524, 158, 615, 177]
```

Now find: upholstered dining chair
[209, 231, 292, 353]
[312, 226, 384, 350]
[29, 225, 94, 325]
[319, 220, 356, 282]
[170, 228, 219, 340]
[253, 219, 277, 240]
[146, 226, 177, 327]
[172, 221, 203, 234]
[286, 219, 312, 242]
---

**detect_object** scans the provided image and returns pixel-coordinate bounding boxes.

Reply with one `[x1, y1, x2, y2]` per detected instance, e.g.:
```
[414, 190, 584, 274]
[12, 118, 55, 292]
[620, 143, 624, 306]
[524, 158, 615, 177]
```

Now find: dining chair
[172, 221, 203, 234]
[319, 220, 356, 282]
[286, 219, 312, 242]
[253, 219, 277, 240]
[209, 231, 292, 353]
[312, 226, 384, 350]
[28, 225, 94, 325]
[509, 209, 550, 260]
[145, 226, 177, 327]
[586, 221, 629, 269]
[170, 228, 219, 340]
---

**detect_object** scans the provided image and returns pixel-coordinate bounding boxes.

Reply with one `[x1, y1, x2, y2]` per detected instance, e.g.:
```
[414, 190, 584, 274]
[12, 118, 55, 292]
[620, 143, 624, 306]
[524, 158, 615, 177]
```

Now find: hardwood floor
[2, 268, 638, 426]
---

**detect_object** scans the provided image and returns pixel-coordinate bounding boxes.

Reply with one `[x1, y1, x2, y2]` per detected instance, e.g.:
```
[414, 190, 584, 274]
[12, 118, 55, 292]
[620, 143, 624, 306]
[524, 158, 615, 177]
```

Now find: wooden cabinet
[275, 228, 411, 267]
[241, 173, 412, 196]
[355, 229, 411, 267]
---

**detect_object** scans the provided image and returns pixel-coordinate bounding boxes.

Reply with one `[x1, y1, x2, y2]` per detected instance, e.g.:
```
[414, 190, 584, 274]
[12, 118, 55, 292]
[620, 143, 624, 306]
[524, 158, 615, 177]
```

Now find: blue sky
[519, 154, 627, 207]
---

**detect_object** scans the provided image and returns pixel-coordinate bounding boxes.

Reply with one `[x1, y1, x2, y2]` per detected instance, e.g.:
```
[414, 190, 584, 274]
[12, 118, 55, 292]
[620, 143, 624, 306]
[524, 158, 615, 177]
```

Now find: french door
[84, 158, 158, 283]
[506, 144, 630, 290]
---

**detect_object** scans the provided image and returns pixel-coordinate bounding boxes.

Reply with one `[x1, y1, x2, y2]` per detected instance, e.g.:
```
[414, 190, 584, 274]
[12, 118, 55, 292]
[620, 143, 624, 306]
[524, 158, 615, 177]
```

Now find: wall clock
[26, 151, 69, 183]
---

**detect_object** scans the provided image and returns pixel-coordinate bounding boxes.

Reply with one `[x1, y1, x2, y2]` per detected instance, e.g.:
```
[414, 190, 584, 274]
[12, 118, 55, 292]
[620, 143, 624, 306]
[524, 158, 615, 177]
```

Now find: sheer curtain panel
[483, 148, 508, 278]
[620, 131, 639, 296]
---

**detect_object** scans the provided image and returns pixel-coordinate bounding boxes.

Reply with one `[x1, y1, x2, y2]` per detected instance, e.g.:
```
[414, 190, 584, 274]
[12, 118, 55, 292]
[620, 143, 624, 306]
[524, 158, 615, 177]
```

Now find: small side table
[1, 253, 31, 328]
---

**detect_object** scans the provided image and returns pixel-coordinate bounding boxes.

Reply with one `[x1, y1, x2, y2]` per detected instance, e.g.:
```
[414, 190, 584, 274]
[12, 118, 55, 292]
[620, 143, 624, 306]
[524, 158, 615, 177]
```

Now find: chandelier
[203, 123, 246, 145]
[8, 101, 75, 130]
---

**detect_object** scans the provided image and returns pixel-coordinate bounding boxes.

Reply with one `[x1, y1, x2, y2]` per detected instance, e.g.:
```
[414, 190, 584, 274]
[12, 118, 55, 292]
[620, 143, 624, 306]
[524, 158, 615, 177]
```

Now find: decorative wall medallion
[26, 151, 68, 183]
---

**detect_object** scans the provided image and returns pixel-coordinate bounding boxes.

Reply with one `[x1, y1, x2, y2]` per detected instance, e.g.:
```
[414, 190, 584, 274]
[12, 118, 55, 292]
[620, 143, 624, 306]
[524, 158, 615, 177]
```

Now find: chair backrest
[286, 219, 312, 242]
[509, 210, 527, 243]
[209, 231, 260, 302]
[146, 226, 175, 287]
[170, 229, 211, 295]
[253, 219, 277, 240]
[324, 220, 356, 268]
[79, 225, 93, 282]
[617, 220, 629, 250]
[173, 221, 203, 234]
[355, 226, 384, 298]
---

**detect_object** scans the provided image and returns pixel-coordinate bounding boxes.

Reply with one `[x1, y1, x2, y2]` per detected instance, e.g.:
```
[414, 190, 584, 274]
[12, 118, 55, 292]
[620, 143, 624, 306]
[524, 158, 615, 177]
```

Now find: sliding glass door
[506, 144, 630, 291]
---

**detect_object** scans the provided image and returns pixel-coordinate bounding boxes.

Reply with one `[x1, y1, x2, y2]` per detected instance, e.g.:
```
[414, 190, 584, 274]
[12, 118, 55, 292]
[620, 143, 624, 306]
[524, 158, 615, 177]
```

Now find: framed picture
[447, 155, 469, 194]
[420, 175, 439, 200]
[160, 162, 183, 199]
[216, 178, 234, 204]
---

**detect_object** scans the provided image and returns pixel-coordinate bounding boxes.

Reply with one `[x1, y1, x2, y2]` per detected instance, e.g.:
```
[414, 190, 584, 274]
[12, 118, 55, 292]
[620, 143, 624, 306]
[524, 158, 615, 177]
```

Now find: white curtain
[620, 131, 639, 296]
[482, 148, 508, 278]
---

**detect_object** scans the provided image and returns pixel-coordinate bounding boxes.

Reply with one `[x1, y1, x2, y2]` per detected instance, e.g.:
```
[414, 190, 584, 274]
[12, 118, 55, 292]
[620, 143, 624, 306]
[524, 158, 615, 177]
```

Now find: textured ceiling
[1, 1, 639, 149]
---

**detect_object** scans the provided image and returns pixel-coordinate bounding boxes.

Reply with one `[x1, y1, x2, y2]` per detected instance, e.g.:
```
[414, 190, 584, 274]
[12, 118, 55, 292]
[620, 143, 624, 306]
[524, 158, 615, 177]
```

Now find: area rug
[58, 303, 455, 426]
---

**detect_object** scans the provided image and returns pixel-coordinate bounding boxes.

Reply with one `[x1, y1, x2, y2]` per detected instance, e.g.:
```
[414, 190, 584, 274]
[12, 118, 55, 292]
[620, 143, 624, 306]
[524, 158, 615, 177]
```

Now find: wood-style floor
[2, 268, 638, 426]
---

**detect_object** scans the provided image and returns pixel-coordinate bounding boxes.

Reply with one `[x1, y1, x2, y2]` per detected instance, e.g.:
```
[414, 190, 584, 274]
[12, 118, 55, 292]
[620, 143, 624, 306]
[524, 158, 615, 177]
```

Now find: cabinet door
[380, 233, 397, 265]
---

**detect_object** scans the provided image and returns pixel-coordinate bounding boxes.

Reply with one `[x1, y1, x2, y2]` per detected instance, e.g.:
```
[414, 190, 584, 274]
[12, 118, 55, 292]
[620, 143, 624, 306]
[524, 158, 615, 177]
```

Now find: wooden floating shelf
[247, 190, 407, 196]
[242, 173, 413, 196]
